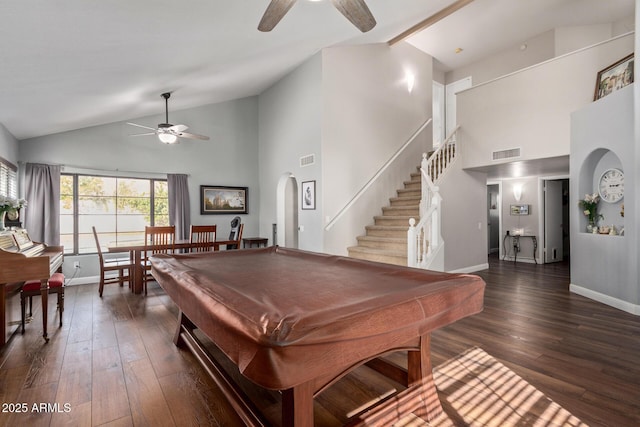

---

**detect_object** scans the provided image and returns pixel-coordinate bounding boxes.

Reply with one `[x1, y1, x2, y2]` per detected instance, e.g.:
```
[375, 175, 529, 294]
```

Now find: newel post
[408, 218, 417, 267]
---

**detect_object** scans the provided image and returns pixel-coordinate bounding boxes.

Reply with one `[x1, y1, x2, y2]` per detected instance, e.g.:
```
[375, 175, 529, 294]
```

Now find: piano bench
[21, 272, 65, 335]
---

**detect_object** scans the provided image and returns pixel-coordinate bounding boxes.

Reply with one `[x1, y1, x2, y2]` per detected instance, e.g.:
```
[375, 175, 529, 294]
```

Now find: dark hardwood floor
[430, 256, 640, 427]
[0, 255, 638, 426]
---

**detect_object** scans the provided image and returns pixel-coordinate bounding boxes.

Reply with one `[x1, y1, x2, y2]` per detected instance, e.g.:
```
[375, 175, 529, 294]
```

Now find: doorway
[276, 173, 299, 248]
[487, 183, 501, 255]
[543, 178, 569, 262]
[445, 77, 472, 138]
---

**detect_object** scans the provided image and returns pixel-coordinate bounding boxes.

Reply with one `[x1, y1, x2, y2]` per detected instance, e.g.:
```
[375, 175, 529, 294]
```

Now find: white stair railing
[408, 127, 460, 270]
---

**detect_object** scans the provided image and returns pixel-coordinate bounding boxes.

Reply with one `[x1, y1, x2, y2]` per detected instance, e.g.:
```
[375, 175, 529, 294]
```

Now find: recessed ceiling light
[455, 47, 463, 54]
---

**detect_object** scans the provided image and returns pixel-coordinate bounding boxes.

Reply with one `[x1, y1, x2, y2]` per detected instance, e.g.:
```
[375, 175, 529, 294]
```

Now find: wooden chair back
[92, 226, 106, 263]
[190, 225, 217, 252]
[92, 226, 133, 296]
[144, 225, 175, 256]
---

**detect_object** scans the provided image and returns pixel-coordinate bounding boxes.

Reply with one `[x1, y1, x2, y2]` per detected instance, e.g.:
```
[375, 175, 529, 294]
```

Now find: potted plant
[578, 193, 603, 233]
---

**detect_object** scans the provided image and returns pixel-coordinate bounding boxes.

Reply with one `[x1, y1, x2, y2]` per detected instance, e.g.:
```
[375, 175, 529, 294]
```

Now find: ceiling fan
[258, 0, 376, 33]
[127, 92, 210, 144]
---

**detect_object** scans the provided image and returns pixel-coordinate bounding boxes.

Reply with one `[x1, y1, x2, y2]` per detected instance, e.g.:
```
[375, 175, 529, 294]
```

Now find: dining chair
[226, 217, 243, 250]
[227, 223, 244, 250]
[92, 226, 134, 297]
[142, 225, 175, 295]
[190, 225, 217, 252]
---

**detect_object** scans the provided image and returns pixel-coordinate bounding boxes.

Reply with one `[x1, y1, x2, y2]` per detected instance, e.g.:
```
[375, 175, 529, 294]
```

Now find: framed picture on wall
[594, 53, 634, 100]
[510, 204, 529, 215]
[301, 181, 315, 210]
[200, 185, 248, 214]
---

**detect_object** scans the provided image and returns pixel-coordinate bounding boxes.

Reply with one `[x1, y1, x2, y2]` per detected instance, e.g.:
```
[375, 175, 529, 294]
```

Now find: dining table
[107, 239, 237, 294]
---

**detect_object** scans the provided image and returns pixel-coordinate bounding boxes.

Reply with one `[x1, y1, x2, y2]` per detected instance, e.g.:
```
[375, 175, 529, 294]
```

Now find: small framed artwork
[200, 185, 248, 214]
[510, 204, 529, 216]
[594, 53, 634, 100]
[301, 181, 316, 210]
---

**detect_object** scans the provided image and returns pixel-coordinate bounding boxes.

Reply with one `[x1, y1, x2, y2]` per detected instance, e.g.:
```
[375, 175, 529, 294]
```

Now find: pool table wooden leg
[407, 333, 442, 421]
[282, 381, 314, 427]
[173, 310, 196, 347]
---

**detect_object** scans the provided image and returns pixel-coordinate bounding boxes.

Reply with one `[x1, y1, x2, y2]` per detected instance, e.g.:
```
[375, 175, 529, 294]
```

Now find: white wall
[19, 97, 260, 279]
[0, 123, 19, 165]
[439, 166, 488, 272]
[447, 30, 556, 86]
[458, 34, 634, 171]
[322, 42, 433, 255]
[258, 53, 323, 252]
[570, 86, 637, 313]
[554, 24, 613, 55]
[447, 17, 635, 86]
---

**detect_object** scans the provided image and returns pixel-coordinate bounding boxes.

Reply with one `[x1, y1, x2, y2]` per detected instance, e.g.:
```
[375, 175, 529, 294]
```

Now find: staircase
[348, 126, 460, 268]
[347, 169, 421, 266]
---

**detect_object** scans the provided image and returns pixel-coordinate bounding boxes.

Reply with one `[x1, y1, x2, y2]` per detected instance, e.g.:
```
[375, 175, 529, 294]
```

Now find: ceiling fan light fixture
[158, 133, 178, 144]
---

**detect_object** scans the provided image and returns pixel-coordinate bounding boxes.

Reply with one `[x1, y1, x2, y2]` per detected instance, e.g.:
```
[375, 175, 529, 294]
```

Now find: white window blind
[0, 157, 17, 198]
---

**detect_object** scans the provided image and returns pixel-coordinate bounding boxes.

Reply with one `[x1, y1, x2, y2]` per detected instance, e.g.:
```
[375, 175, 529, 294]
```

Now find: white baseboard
[570, 283, 640, 316]
[448, 263, 489, 274]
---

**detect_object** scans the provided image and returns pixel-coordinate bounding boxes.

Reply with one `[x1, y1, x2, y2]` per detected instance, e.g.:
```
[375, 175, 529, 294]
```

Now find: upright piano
[0, 229, 63, 345]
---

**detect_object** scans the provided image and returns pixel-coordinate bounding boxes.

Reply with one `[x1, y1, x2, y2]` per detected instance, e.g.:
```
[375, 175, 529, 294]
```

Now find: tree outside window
[60, 174, 168, 254]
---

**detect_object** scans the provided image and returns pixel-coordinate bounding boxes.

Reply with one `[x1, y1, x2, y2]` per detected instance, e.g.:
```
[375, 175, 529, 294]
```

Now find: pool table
[150, 246, 485, 426]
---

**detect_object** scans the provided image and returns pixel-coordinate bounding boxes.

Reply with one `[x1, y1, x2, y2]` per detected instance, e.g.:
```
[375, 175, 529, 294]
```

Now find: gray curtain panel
[24, 163, 61, 245]
[168, 174, 191, 241]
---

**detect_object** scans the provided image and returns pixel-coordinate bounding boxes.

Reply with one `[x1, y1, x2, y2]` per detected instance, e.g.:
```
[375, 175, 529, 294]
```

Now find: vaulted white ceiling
[0, 0, 634, 140]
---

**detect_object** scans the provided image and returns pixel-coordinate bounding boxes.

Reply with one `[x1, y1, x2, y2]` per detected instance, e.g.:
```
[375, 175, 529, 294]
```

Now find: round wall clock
[7, 208, 20, 221]
[598, 168, 624, 203]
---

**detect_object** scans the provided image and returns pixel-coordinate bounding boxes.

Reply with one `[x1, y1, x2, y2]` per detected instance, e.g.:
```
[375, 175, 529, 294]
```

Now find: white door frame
[538, 175, 569, 263]
[487, 180, 503, 258]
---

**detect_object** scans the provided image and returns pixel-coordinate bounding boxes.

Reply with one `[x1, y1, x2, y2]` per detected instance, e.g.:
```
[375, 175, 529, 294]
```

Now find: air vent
[299, 154, 315, 167]
[492, 148, 521, 161]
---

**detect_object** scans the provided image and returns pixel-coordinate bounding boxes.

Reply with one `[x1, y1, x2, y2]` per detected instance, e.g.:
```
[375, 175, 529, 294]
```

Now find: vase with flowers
[0, 196, 27, 231]
[578, 193, 603, 233]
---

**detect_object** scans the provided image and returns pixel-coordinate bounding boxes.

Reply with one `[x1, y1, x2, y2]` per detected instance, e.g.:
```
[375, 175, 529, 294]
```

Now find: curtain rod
[18, 161, 189, 177]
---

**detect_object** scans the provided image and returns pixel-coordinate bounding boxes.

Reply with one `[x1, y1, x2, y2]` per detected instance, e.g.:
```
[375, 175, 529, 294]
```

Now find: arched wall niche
[276, 172, 299, 248]
[578, 148, 625, 233]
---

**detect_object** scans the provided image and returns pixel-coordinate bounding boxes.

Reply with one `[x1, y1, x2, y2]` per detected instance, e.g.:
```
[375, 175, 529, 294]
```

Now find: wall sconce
[406, 72, 415, 93]
[513, 184, 523, 201]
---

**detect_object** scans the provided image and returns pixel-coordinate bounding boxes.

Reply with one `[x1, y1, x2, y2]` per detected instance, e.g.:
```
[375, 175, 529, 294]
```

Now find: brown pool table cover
[150, 246, 485, 390]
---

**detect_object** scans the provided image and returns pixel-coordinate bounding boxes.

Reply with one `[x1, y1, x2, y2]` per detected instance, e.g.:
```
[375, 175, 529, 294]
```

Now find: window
[60, 174, 168, 254]
[0, 156, 17, 198]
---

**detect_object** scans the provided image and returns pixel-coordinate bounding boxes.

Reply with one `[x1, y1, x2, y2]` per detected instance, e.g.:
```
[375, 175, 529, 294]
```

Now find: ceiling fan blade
[175, 131, 210, 141]
[258, 0, 297, 32]
[127, 122, 158, 131]
[331, 0, 376, 32]
[129, 132, 156, 137]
